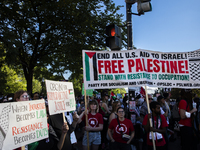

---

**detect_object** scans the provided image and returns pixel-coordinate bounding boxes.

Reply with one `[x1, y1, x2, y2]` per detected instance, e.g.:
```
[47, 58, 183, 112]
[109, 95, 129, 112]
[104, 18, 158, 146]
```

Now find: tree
[0, 63, 42, 95]
[0, 0, 125, 95]
[68, 73, 83, 97]
[110, 88, 127, 98]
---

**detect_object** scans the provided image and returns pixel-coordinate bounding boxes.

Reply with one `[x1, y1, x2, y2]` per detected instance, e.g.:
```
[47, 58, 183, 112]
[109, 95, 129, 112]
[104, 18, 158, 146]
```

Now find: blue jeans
[82, 131, 101, 146]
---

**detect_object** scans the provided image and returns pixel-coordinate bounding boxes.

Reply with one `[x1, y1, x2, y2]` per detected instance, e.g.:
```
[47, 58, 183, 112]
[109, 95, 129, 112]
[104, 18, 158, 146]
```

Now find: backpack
[172, 100, 188, 120]
[172, 103, 180, 120]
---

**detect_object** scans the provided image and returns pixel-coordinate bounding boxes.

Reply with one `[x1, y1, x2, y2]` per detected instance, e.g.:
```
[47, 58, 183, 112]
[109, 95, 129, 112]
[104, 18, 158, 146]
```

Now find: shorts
[82, 131, 101, 146]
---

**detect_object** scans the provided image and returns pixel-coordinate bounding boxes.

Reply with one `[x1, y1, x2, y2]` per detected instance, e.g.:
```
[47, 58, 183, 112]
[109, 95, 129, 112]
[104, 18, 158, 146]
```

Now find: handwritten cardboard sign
[1, 100, 48, 150]
[82, 49, 200, 89]
[45, 80, 76, 115]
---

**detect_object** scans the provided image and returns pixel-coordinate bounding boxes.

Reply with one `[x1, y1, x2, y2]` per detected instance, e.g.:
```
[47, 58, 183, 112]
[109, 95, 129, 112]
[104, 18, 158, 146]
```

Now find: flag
[84, 52, 98, 81]
[111, 91, 115, 97]
[110, 91, 116, 101]
[140, 87, 146, 98]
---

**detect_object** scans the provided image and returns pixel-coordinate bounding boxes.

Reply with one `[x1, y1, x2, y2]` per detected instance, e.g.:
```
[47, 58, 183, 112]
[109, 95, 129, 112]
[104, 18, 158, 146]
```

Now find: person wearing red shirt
[142, 101, 168, 150]
[78, 99, 103, 150]
[178, 89, 197, 150]
[108, 107, 135, 150]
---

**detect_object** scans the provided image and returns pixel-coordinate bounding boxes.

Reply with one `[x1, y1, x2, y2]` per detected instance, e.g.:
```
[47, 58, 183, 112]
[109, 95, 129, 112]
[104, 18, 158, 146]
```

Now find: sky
[115, 0, 200, 53]
[64, 0, 200, 94]
[114, 0, 200, 93]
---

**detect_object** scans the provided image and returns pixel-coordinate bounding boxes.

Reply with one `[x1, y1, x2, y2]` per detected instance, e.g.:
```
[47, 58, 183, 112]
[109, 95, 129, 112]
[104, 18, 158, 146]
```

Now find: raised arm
[57, 122, 68, 150]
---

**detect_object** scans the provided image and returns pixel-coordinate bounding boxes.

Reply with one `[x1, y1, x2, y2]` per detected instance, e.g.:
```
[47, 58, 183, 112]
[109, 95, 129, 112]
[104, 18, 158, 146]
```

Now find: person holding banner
[48, 111, 79, 150]
[78, 99, 103, 150]
[13, 90, 30, 150]
[107, 107, 135, 150]
[142, 101, 168, 150]
[30, 103, 70, 150]
[14, 90, 30, 102]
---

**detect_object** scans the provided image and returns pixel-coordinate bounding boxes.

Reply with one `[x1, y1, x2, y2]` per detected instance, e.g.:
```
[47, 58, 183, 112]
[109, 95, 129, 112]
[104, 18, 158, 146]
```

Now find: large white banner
[82, 49, 200, 89]
[45, 80, 76, 115]
[1, 100, 48, 150]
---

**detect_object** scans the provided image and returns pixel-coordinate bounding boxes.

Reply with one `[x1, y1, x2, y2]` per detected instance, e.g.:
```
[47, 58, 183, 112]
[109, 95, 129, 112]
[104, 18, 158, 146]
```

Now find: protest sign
[1, 100, 48, 150]
[82, 49, 200, 89]
[81, 83, 93, 96]
[45, 80, 76, 115]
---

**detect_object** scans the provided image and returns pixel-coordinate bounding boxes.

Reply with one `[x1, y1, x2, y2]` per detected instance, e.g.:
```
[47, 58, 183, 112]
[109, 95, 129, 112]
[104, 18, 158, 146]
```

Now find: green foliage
[0, 64, 43, 95]
[0, 65, 26, 94]
[0, 49, 42, 95]
[32, 78, 42, 94]
[69, 73, 83, 97]
[192, 89, 200, 98]
[0, 0, 125, 94]
[110, 88, 126, 97]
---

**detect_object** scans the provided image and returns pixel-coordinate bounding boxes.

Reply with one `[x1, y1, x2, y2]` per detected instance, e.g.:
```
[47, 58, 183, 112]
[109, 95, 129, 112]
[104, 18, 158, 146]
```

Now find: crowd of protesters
[0, 89, 200, 150]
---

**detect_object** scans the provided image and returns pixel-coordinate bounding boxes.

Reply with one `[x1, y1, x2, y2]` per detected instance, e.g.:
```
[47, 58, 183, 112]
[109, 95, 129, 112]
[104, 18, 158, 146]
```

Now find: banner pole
[84, 90, 90, 150]
[145, 85, 156, 150]
[63, 112, 66, 122]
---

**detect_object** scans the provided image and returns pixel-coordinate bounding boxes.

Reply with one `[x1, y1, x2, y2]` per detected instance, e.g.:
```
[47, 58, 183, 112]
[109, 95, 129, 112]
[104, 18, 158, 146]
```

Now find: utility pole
[126, 2, 133, 50]
[125, 0, 152, 50]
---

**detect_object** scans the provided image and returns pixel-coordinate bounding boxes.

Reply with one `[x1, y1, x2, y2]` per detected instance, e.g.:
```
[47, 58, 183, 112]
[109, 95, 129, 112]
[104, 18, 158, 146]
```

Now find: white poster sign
[1, 100, 48, 150]
[82, 49, 200, 89]
[45, 80, 76, 115]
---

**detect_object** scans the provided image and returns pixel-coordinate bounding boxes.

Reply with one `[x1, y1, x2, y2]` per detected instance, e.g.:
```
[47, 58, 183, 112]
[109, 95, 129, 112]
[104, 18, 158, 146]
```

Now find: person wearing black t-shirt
[48, 112, 79, 150]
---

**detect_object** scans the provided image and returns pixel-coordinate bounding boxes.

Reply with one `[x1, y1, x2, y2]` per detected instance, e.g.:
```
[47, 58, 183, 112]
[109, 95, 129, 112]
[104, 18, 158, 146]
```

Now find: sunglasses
[148, 98, 153, 100]
[21, 95, 30, 98]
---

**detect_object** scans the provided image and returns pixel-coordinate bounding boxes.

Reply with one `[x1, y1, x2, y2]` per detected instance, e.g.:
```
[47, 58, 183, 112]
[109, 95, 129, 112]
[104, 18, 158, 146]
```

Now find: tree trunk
[27, 72, 33, 96]
[23, 65, 33, 96]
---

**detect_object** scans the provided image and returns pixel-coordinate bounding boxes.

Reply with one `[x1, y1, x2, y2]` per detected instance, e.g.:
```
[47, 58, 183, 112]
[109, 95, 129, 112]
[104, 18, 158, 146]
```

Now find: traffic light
[106, 24, 122, 50]
[137, 0, 152, 15]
